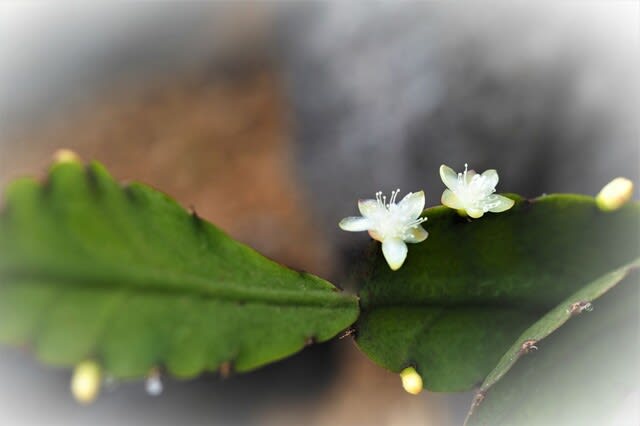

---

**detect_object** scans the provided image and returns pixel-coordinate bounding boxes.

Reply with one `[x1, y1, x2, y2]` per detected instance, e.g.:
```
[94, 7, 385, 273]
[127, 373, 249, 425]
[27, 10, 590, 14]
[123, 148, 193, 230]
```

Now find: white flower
[339, 189, 428, 271]
[439, 163, 514, 218]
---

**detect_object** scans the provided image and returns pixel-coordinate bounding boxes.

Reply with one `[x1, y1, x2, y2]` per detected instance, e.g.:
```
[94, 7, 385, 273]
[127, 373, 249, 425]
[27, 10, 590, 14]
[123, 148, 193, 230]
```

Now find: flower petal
[481, 169, 499, 188]
[339, 216, 372, 232]
[358, 199, 382, 217]
[382, 238, 408, 271]
[368, 229, 382, 241]
[464, 169, 477, 185]
[441, 189, 464, 210]
[488, 194, 515, 213]
[466, 208, 485, 219]
[398, 190, 425, 219]
[405, 225, 428, 243]
[439, 165, 459, 190]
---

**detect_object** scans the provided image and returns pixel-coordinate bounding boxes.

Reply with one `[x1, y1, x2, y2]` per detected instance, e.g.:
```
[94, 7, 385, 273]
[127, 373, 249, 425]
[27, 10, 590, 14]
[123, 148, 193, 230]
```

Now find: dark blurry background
[0, 2, 638, 425]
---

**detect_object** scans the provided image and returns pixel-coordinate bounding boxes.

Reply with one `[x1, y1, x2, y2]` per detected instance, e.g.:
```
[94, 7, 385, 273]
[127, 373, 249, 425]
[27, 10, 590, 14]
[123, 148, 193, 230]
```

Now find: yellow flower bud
[400, 366, 423, 395]
[53, 149, 81, 164]
[596, 177, 634, 212]
[71, 360, 102, 404]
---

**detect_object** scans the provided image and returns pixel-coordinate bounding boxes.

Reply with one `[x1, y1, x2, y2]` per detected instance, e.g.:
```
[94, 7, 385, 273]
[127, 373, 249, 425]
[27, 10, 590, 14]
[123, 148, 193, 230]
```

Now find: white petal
[382, 238, 408, 271]
[481, 169, 499, 188]
[398, 190, 425, 219]
[441, 189, 464, 210]
[405, 225, 428, 243]
[488, 195, 515, 213]
[439, 165, 459, 190]
[466, 208, 485, 219]
[368, 229, 382, 241]
[358, 199, 382, 217]
[339, 216, 372, 232]
[464, 169, 477, 185]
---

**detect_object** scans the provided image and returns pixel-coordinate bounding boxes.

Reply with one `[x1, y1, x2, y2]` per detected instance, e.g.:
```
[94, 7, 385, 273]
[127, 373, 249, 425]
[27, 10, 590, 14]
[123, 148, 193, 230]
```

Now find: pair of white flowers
[339, 164, 514, 270]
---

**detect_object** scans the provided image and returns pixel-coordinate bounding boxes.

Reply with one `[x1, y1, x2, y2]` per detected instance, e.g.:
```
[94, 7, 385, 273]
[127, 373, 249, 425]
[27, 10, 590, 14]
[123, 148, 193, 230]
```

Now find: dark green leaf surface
[466, 272, 639, 426]
[0, 161, 358, 378]
[356, 195, 639, 391]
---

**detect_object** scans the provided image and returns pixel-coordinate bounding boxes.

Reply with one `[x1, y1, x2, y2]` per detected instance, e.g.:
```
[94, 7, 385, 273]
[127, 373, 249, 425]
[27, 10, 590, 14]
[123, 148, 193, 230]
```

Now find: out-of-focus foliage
[467, 273, 639, 425]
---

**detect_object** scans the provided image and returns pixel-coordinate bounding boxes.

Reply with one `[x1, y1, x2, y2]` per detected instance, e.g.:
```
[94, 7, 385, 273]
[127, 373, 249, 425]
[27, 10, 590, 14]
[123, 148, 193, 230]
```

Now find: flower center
[456, 164, 501, 212]
[371, 189, 426, 240]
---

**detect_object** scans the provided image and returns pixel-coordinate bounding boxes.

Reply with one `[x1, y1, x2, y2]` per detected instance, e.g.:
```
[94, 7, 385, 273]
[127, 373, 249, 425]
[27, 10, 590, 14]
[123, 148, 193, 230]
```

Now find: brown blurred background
[0, 2, 637, 425]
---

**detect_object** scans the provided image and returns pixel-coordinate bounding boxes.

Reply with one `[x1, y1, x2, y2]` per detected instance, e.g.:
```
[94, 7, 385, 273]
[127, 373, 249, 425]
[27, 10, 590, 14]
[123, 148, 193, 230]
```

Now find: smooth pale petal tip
[405, 225, 428, 243]
[382, 238, 408, 271]
[441, 189, 464, 210]
[489, 195, 515, 213]
[387, 259, 405, 271]
[399, 190, 426, 217]
[339, 216, 372, 232]
[466, 208, 485, 219]
[358, 198, 380, 217]
[439, 164, 459, 190]
[368, 229, 382, 241]
[481, 169, 499, 187]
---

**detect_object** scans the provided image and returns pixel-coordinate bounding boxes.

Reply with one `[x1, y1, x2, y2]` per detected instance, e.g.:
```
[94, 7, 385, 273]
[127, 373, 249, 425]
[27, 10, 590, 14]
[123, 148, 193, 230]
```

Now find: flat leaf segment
[0, 161, 358, 378]
[356, 195, 639, 391]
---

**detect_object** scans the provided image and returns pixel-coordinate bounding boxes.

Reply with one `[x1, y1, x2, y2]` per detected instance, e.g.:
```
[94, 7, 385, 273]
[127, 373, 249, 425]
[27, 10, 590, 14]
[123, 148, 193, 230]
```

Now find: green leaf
[355, 195, 639, 391]
[477, 257, 639, 394]
[466, 271, 639, 426]
[0, 160, 358, 379]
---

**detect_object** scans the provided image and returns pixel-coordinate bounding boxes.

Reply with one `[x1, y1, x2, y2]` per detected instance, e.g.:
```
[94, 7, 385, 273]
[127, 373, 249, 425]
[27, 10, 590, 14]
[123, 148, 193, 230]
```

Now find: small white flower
[339, 189, 428, 271]
[439, 163, 514, 218]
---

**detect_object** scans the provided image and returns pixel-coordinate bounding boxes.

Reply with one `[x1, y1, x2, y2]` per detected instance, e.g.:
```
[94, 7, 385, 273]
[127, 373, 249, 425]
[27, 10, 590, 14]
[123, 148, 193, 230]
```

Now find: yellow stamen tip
[596, 177, 634, 212]
[71, 360, 102, 404]
[400, 366, 423, 395]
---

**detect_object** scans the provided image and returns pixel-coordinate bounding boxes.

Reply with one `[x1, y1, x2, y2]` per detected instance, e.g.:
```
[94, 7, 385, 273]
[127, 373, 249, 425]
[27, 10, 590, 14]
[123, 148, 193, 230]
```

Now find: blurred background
[0, 1, 638, 425]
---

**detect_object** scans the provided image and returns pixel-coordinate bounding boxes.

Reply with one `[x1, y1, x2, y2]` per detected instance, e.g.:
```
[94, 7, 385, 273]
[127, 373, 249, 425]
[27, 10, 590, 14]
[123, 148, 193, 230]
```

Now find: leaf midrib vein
[1, 266, 357, 308]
